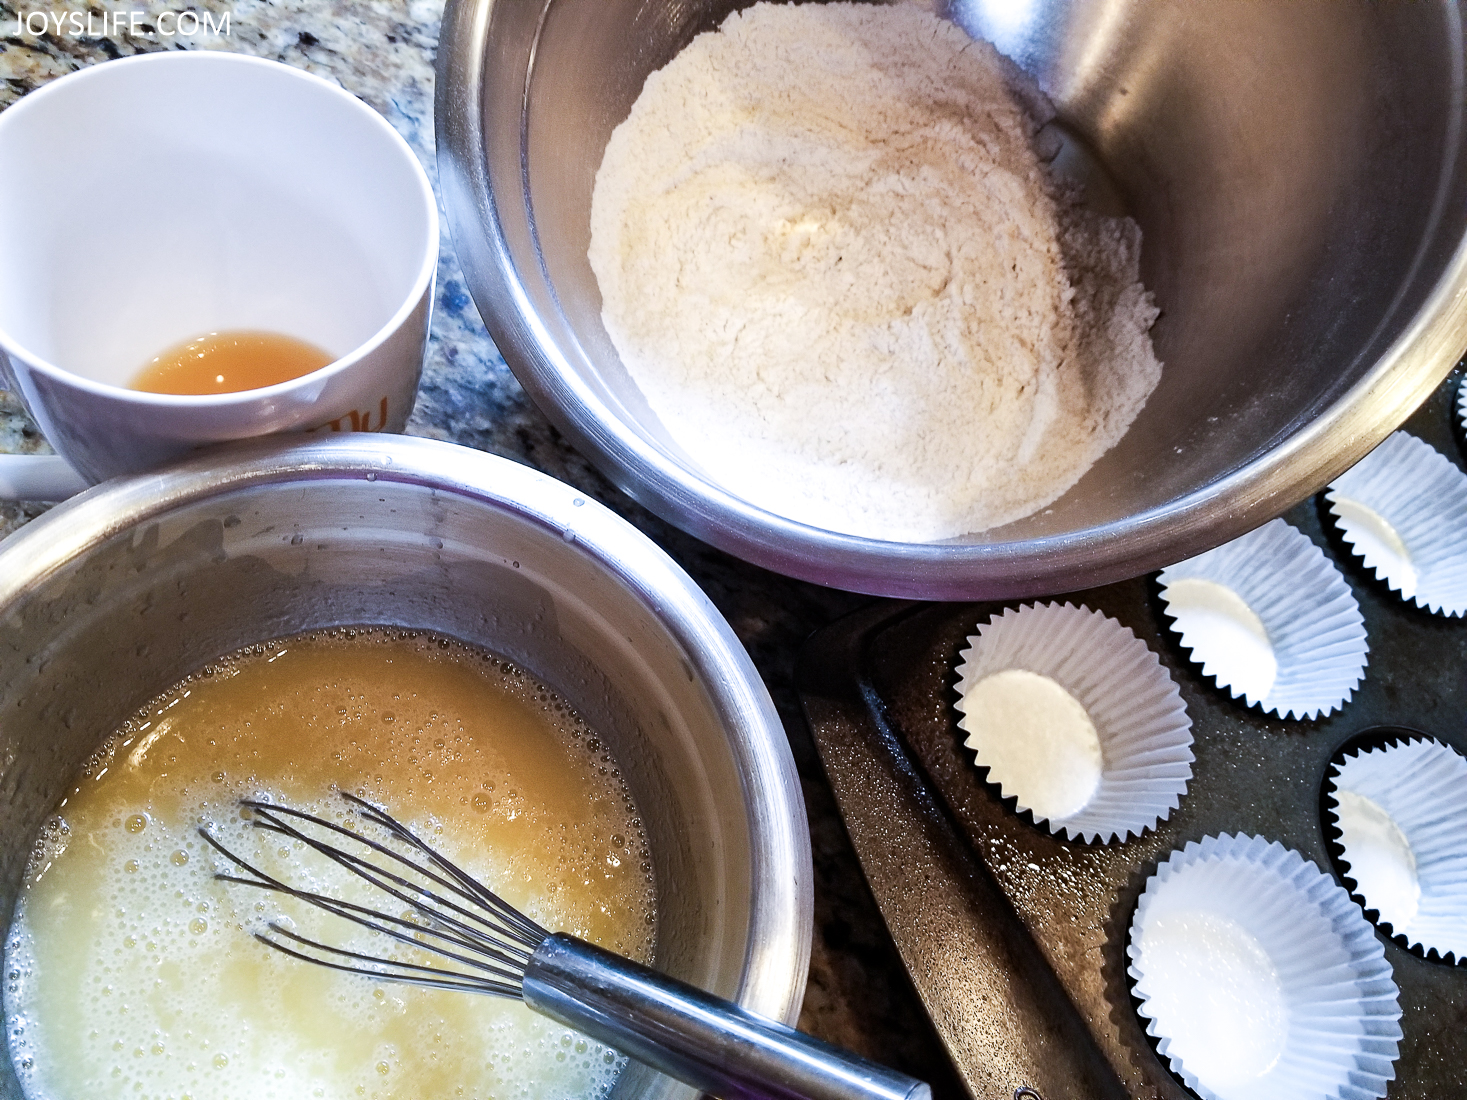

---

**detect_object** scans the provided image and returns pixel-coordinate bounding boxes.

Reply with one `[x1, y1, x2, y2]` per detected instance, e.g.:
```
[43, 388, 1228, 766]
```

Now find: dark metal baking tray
[797, 370, 1467, 1100]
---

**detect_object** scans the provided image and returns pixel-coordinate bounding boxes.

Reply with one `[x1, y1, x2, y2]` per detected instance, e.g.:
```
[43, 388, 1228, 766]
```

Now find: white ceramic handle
[0, 453, 90, 501]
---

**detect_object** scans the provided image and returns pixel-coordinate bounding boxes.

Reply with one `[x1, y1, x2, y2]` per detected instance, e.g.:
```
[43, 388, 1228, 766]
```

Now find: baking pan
[797, 369, 1467, 1100]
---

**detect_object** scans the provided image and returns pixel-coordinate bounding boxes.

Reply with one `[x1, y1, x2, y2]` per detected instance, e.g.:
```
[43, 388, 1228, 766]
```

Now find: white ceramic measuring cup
[0, 51, 438, 500]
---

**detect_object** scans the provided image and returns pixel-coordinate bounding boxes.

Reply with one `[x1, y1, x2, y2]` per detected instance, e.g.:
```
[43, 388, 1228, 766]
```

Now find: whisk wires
[200, 792, 549, 999]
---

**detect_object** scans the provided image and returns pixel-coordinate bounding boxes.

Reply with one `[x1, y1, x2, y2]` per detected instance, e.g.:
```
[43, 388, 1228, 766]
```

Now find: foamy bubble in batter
[5, 629, 655, 1100]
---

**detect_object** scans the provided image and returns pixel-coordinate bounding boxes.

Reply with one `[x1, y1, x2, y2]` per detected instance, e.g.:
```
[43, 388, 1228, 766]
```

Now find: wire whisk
[204, 793, 547, 998]
[202, 793, 930, 1100]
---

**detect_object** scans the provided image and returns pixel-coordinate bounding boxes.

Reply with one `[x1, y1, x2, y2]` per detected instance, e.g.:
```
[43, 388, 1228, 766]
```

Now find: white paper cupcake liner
[1326, 431, 1467, 617]
[1158, 518, 1368, 719]
[1128, 833, 1402, 1100]
[953, 602, 1193, 843]
[1326, 737, 1467, 963]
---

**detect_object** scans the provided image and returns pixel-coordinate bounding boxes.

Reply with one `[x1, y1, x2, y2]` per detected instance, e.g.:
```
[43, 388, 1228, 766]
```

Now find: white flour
[589, 2, 1161, 541]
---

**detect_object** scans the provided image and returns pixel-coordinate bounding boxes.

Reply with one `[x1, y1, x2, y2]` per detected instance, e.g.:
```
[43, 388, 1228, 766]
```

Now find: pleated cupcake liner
[1158, 518, 1368, 719]
[1128, 834, 1402, 1100]
[1325, 431, 1467, 617]
[953, 602, 1193, 844]
[1325, 736, 1467, 964]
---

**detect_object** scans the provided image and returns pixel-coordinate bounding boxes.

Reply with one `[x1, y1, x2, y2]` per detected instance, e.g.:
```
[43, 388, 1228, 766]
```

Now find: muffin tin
[797, 370, 1467, 1100]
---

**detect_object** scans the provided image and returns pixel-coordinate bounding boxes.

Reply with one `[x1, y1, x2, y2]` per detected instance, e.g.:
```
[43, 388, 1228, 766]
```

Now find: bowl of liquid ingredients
[437, 0, 1467, 598]
[0, 433, 811, 1100]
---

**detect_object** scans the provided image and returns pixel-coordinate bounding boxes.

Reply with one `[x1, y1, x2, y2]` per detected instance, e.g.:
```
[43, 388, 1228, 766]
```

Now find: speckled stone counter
[0, 3, 965, 1092]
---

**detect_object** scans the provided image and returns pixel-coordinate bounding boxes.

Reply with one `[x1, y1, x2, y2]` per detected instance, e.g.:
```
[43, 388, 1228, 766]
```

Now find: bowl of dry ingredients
[0, 434, 810, 1100]
[437, 0, 1467, 598]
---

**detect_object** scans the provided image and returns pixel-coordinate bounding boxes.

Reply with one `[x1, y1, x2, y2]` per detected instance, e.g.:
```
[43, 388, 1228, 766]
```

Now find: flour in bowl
[588, 1, 1161, 542]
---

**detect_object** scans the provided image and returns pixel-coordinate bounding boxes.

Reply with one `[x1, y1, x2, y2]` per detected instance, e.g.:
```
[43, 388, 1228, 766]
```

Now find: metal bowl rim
[0, 432, 814, 1028]
[434, 0, 1467, 599]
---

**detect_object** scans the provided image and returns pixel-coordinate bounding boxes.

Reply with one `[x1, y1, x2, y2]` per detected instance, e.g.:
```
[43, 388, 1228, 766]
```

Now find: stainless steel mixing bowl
[436, 0, 1467, 599]
[0, 434, 811, 1100]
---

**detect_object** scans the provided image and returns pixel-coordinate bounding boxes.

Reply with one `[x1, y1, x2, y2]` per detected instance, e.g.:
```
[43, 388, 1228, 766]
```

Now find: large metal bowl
[436, 0, 1467, 599]
[0, 434, 811, 1100]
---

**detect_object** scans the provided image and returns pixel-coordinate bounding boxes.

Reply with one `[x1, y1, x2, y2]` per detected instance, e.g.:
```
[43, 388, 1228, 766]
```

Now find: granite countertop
[0, 2, 965, 1093]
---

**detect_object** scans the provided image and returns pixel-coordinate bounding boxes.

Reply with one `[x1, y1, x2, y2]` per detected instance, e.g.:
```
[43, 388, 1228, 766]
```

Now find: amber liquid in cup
[131, 330, 335, 395]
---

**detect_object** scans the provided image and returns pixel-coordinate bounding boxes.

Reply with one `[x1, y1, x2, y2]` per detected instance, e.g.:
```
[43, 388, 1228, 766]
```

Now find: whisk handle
[523, 933, 931, 1100]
